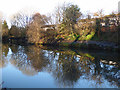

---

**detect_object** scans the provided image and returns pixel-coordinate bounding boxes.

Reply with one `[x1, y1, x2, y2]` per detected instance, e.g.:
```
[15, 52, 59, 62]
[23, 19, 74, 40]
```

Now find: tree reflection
[1, 44, 120, 87]
[9, 45, 49, 76]
[9, 44, 19, 54]
[0, 44, 9, 68]
[9, 45, 38, 76]
[43, 47, 120, 87]
[2, 44, 9, 57]
[45, 49, 89, 87]
[56, 53, 81, 87]
[99, 59, 120, 87]
[24, 46, 49, 72]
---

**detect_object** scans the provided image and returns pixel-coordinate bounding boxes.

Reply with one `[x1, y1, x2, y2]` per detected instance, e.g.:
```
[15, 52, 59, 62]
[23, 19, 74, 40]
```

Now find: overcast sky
[0, 0, 119, 25]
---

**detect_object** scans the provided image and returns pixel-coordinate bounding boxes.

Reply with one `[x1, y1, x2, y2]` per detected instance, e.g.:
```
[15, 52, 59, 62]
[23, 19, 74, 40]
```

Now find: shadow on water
[1, 43, 120, 88]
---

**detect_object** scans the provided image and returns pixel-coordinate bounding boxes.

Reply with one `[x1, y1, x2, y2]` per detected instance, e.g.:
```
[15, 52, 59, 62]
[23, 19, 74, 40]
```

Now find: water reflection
[24, 46, 49, 72]
[1, 44, 9, 68]
[48, 50, 82, 87]
[8, 45, 49, 76]
[1, 44, 120, 88]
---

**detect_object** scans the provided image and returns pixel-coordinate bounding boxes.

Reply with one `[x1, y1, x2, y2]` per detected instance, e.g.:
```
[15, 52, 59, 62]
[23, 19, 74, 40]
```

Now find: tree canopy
[63, 4, 82, 26]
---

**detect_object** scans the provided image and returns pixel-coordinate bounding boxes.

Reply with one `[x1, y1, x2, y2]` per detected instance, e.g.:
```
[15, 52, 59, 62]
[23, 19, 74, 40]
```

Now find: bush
[9, 25, 26, 38]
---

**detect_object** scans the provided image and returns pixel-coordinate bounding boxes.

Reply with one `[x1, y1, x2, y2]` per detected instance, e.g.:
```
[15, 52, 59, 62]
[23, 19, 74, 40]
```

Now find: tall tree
[95, 18, 101, 38]
[61, 4, 82, 43]
[63, 4, 82, 27]
[2, 20, 9, 38]
[26, 13, 49, 44]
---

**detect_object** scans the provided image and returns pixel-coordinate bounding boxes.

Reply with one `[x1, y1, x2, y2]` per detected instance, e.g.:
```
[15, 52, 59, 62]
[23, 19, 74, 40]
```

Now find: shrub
[9, 25, 26, 38]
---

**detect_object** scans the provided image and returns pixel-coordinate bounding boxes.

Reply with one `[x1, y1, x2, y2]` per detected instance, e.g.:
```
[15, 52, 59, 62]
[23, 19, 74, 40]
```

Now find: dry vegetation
[2, 3, 120, 45]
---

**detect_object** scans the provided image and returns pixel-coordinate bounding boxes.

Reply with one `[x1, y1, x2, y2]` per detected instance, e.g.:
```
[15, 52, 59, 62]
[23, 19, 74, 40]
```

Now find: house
[101, 23, 105, 26]
[41, 25, 56, 31]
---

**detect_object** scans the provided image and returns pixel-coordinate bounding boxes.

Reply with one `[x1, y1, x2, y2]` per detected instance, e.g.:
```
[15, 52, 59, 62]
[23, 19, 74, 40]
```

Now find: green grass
[90, 33, 100, 41]
[85, 31, 95, 40]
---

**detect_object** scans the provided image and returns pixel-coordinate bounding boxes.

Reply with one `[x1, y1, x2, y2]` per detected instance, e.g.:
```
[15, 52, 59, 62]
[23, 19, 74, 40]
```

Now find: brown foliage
[26, 13, 45, 44]
[2, 20, 9, 37]
[9, 25, 26, 38]
[26, 13, 58, 44]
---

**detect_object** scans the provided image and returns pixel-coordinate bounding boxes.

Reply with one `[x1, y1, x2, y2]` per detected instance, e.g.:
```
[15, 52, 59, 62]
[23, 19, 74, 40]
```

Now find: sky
[0, 0, 120, 26]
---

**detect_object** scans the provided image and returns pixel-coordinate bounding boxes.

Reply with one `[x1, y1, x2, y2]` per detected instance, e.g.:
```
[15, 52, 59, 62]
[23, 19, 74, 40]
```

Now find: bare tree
[55, 5, 64, 24]
[26, 13, 49, 44]
[10, 9, 36, 28]
[98, 9, 104, 18]
[93, 9, 104, 18]
[86, 11, 92, 19]
[9, 9, 35, 38]
[10, 12, 32, 28]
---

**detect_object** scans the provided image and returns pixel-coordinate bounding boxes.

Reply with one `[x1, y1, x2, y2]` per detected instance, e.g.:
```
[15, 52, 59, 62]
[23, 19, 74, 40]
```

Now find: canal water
[1, 44, 120, 88]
